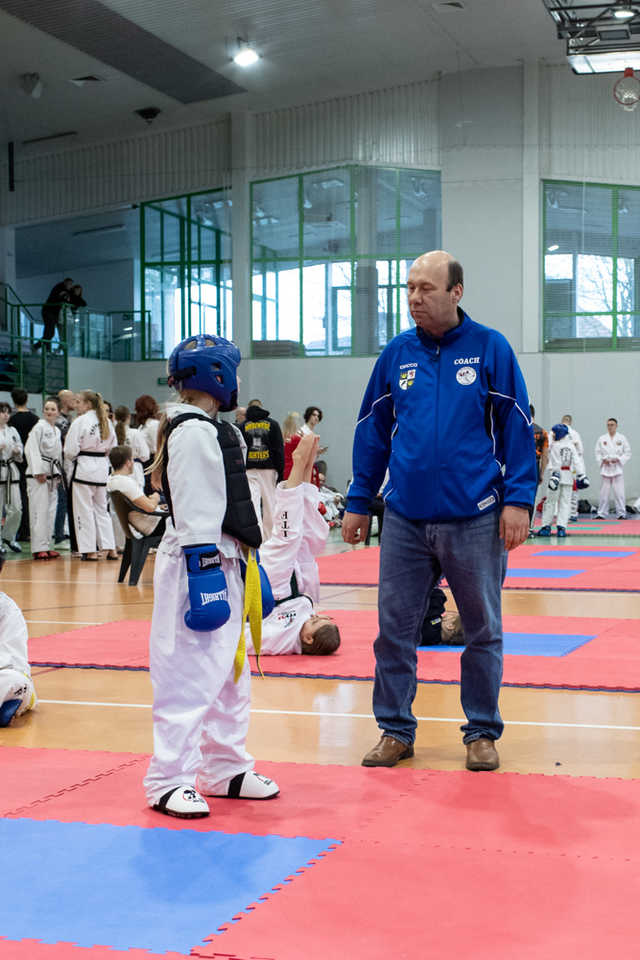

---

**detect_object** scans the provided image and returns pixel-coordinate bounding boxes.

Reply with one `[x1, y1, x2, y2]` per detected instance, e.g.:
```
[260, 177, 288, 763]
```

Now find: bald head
[57, 389, 77, 414]
[407, 250, 464, 338]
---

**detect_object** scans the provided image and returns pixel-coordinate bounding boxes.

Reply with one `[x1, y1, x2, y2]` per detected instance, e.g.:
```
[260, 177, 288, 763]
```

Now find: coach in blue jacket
[343, 250, 537, 772]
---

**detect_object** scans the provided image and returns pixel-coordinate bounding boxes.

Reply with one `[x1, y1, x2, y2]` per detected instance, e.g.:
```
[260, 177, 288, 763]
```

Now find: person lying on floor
[0, 551, 37, 726]
[418, 583, 465, 646]
[107, 445, 167, 536]
[246, 432, 341, 656]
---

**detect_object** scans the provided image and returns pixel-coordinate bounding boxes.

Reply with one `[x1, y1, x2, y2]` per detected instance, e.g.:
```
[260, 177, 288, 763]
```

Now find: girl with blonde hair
[115, 405, 150, 489]
[64, 390, 116, 560]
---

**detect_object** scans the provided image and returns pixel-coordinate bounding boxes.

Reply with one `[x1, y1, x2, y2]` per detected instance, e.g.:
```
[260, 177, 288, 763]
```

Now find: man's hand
[499, 505, 530, 551]
[342, 511, 370, 545]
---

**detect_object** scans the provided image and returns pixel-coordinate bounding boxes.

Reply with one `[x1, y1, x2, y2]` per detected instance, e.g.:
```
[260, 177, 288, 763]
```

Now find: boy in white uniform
[143, 334, 278, 820]
[0, 553, 37, 726]
[25, 397, 63, 560]
[537, 423, 589, 538]
[561, 414, 583, 522]
[106, 445, 165, 537]
[247, 432, 340, 657]
[595, 417, 631, 519]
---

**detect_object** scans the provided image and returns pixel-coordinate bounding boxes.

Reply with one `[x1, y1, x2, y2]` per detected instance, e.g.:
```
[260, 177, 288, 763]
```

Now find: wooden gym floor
[2, 531, 640, 780]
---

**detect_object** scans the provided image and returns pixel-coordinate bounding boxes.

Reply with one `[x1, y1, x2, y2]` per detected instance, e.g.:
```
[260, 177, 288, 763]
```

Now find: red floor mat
[27, 612, 640, 691]
[3, 753, 639, 960]
[318, 543, 640, 590]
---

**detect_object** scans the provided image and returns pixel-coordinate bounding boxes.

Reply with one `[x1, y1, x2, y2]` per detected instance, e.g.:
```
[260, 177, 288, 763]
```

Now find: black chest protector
[161, 413, 262, 549]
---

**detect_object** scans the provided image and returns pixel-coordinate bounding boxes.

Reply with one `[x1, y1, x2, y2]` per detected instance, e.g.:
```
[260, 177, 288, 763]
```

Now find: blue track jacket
[346, 311, 537, 522]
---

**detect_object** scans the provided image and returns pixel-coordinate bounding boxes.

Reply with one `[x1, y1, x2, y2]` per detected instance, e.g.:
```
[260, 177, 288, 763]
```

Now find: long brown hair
[114, 405, 130, 446]
[134, 394, 158, 426]
[81, 390, 110, 441]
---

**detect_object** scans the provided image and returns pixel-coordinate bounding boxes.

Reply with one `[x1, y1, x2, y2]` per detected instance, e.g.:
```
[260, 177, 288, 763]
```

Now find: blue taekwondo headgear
[167, 335, 241, 412]
[552, 423, 569, 441]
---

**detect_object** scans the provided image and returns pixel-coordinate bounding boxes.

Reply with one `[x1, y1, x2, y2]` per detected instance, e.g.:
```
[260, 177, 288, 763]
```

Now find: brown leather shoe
[465, 737, 499, 771]
[362, 735, 414, 767]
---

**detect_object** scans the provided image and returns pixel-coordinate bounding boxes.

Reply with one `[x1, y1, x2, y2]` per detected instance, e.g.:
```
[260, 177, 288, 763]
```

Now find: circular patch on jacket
[456, 366, 476, 385]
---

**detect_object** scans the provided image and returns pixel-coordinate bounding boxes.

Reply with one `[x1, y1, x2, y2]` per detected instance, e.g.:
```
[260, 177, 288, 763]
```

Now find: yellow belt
[234, 547, 264, 683]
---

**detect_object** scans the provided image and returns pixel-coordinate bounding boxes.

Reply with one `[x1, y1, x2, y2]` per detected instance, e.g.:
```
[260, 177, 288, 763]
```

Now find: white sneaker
[152, 785, 210, 818]
[203, 771, 280, 800]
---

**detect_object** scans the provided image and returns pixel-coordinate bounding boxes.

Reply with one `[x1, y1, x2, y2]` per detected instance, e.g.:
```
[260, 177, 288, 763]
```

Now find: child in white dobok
[25, 397, 63, 560]
[0, 552, 36, 726]
[538, 423, 589, 538]
[0, 401, 24, 554]
[247, 432, 340, 656]
[143, 334, 279, 820]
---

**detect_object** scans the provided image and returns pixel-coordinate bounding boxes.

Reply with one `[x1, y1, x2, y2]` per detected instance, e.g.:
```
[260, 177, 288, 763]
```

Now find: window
[141, 189, 232, 358]
[543, 181, 640, 350]
[251, 166, 441, 357]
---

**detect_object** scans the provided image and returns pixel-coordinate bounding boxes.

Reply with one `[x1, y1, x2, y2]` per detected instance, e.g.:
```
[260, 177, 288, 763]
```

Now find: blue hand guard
[183, 545, 231, 632]
[576, 474, 590, 490]
[548, 472, 560, 491]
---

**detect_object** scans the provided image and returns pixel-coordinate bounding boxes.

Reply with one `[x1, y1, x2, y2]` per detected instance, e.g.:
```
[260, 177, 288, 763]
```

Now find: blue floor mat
[0, 818, 338, 954]
[419, 632, 595, 656]
[506, 568, 585, 578]
[532, 549, 635, 558]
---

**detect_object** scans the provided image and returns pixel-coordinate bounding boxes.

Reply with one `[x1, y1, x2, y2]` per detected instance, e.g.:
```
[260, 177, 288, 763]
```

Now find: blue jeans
[373, 507, 507, 745]
[54, 483, 68, 541]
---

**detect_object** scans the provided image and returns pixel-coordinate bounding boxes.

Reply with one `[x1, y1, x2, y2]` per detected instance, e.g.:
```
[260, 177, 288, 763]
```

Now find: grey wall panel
[0, 119, 231, 225]
[253, 80, 441, 176]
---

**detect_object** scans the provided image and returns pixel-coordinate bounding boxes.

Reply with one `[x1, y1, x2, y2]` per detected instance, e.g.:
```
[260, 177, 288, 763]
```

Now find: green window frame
[250, 165, 441, 358]
[543, 179, 640, 351]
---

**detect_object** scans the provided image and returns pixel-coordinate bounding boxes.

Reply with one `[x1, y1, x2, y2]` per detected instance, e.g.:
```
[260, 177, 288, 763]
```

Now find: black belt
[78, 451, 107, 457]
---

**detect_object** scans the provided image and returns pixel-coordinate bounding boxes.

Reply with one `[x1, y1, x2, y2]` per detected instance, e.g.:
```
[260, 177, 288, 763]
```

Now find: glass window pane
[252, 262, 299, 344]
[576, 255, 613, 313]
[398, 170, 440, 254]
[617, 314, 640, 342]
[354, 167, 397, 257]
[253, 178, 299, 259]
[302, 262, 327, 352]
[576, 314, 613, 338]
[303, 170, 351, 258]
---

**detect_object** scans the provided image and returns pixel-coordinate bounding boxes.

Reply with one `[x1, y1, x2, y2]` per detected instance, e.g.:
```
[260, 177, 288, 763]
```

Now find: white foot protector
[205, 771, 280, 800]
[152, 785, 210, 818]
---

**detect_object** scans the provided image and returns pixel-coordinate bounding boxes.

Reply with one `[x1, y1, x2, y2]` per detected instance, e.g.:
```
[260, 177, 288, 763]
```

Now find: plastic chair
[109, 490, 166, 586]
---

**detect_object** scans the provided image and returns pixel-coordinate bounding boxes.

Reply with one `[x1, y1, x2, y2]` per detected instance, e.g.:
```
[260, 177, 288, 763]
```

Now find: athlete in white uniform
[114, 406, 151, 489]
[538, 423, 589, 537]
[560, 415, 583, 521]
[25, 397, 63, 560]
[143, 334, 279, 820]
[0, 402, 24, 553]
[247, 432, 340, 657]
[0, 553, 36, 726]
[595, 418, 631, 519]
[64, 391, 116, 560]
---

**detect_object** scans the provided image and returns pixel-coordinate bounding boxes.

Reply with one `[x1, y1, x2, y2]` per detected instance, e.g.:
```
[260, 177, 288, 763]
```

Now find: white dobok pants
[27, 478, 59, 553]
[143, 549, 253, 806]
[72, 483, 115, 553]
[598, 474, 626, 517]
[0, 483, 21, 543]
[541, 484, 572, 529]
[0, 667, 36, 721]
[247, 469, 277, 541]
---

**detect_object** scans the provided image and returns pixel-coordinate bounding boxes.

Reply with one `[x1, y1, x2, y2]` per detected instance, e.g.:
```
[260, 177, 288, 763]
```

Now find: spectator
[107, 445, 164, 537]
[25, 397, 63, 560]
[343, 250, 536, 772]
[240, 399, 285, 540]
[234, 406, 247, 427]
[595, 417, 631, 519]
[69, 284, 87, 313]
[0, 401, 24, 553]
[282, 411, 319, 487]
[302, 405, 328, 455]
[64, 390, 117, 560]
[134, 395, 161, 494]
[8, 388, 38, 543]
[114, 406, 150, 490]
[37, 278, 73, 350]
[53, 389, 77, 544]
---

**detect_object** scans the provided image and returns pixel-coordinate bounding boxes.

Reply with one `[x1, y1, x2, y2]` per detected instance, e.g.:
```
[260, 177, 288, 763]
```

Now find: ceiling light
[614, 5, 635, 19]
[569, 50, 640, 73]
[233, 40, 259, 67]
[547, 244, 560, 252]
